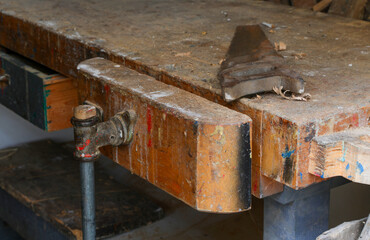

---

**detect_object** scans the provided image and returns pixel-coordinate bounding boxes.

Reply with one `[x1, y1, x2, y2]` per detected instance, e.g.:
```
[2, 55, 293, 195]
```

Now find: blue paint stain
[348, 175, 352, 179]
[339, 142, 346, 162]
[320, 173, 324, 178]
[356, 162, 364, 174]
[282, 149, 295, 158]
[299, 172, 303, 182]
[345, 163, 350, 170]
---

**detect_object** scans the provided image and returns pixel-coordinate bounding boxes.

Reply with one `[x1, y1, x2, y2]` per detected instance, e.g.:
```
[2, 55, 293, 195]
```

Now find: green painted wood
[0, 51, 54, 130]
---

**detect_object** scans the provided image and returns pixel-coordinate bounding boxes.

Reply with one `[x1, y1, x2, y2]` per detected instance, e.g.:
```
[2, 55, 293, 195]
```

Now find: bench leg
[263, 178, 347, 240]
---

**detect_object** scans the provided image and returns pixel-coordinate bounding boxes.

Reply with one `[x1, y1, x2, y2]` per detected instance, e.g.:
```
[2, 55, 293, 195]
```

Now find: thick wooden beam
[77, 58, 252, 213]
[309, 127, 370, 184]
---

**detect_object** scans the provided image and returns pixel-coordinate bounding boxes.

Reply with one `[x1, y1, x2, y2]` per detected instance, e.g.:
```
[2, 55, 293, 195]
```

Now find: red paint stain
[147, 107, 152, 147]
[352, 113, 359, 127]
[253, 182, 258, 192]
[77, 139, 91, 151]
[104, 84, 110, 95]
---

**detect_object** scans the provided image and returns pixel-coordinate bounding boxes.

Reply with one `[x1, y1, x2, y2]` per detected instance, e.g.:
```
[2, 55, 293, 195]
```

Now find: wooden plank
[329, 0, 368, 19]
[44, 76, 78, 131]
[313, 0, 333, 12]
[0, 141, 164, 240]
[309, 127, 370, 184]
[0, 0, 369, 196]
[77, 58, 252, 212]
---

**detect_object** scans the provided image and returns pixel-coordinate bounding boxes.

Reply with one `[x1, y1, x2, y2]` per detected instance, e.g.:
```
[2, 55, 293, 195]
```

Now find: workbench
[0, 0, 368, 239]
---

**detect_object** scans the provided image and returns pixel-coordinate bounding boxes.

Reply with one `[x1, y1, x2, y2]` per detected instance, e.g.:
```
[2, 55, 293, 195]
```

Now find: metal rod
[80, 161, 96, 240]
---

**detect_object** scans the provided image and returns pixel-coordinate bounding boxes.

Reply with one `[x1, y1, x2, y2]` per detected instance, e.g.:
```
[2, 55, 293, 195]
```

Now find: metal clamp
[71, 104, 137, 162]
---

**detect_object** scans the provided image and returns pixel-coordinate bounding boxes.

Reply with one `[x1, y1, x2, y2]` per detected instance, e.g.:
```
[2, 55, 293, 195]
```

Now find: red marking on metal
[77, 139, 91, 150]
[84, 154, 92, 158]
[147, 107, 152, 147]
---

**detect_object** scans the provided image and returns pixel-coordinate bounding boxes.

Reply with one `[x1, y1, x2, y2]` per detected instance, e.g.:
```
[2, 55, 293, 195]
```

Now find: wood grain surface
[77, 58, 252, 212]
[0, 0, 368, 197]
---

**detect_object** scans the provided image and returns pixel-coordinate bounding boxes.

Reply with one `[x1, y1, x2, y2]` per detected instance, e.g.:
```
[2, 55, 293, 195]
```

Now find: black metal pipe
[72, 105, 136, 240]
[80, 161, 96, 240]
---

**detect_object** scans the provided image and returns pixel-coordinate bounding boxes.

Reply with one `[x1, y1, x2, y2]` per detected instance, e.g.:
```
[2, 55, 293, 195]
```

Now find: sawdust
[175, 52, 191, 57]
[292, 52, 307, 59]
[273, 86, 311, 101]
[274, 42, 287, 51]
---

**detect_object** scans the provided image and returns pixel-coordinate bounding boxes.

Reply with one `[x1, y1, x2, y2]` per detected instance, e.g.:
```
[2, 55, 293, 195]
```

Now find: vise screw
[71, 104, 136, 240]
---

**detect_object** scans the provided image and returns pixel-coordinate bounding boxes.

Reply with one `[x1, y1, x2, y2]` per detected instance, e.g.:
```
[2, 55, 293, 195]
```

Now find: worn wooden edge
[308, 127, 370, 184]
[77, 58, 252, 212]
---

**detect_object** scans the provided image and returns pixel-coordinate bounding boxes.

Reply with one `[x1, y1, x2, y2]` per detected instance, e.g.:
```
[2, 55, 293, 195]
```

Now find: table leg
[264, 178, 348, 240]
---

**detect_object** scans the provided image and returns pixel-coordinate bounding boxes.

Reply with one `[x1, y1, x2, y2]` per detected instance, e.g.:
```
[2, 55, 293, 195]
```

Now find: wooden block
[308, 127, 370, 184]
[77, 58, 252, 213]
[0, 51, 77, 131]
[329, 0, 368, 19]
[313, 0, 333, 12]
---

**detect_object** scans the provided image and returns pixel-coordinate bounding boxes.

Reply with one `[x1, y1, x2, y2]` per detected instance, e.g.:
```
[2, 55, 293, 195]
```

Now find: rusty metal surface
[72, 107, 137, 162]
[218, 25, 304, 102]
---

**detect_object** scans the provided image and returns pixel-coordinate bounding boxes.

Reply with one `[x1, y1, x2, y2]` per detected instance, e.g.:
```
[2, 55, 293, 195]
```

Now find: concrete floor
[0, 104, 369, 239]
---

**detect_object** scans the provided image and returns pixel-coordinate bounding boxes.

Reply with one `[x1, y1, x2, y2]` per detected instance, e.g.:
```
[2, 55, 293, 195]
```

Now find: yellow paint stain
[210, 126, 226, 145]
[158, 127, 162, 146]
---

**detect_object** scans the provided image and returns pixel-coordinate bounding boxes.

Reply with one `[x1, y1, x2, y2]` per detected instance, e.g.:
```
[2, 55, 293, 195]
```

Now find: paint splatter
[299, 172, 303, 182]
[356, 162, 364, 174]
[253, 182, 258, 192]
[147, 107, 152, 147]
[345, 163, 350, 170]
[339, 142, 346, 162]
[104, 84, 110, 95]
[282, 149, 295, 158]
[77, 139, 91, 151]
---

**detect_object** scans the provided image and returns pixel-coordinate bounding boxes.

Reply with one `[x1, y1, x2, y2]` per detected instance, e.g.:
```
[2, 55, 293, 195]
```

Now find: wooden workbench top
[0, 0, 368, 196]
